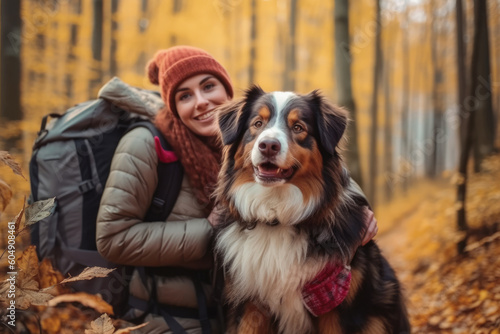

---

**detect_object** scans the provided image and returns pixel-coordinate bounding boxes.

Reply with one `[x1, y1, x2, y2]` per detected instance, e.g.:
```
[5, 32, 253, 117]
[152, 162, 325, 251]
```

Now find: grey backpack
[28, 78, 184, 316]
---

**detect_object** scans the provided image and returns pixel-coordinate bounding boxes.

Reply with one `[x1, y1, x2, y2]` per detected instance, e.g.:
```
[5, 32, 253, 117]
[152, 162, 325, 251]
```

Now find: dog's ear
[307, 90, 348, 155]
[217, 85, 266, 145]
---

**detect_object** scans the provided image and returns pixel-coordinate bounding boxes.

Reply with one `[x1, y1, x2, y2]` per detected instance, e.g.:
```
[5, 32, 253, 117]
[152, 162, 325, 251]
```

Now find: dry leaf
[25, 197, 56, 226]
[60, 267, 115, 284]
[39, 258, 69, 294]
[48, 292, 114, 315]
[17, 245, 40, 283]
[85, 314, 115, 334]
[13, 197, 26, 233]
[0, 178, 12, 211]
[114, 322, 148, 334]
[0, 151, 26, 180]
[19, 276, 40, 291]
[16, 286, 54, 309]
[0, 281, 11, 302]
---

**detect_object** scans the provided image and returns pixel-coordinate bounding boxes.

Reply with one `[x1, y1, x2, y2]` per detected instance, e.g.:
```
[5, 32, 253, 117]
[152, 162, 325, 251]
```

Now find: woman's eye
[204, 83, 215, 90]
[179, 93, 190, 101]
[254, 121, 263, 128]
[293, 124, 304, 133]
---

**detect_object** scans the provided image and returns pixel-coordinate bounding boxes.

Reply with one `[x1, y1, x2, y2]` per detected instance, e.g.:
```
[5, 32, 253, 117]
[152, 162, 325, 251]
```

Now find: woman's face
[174, 74, 230, 137]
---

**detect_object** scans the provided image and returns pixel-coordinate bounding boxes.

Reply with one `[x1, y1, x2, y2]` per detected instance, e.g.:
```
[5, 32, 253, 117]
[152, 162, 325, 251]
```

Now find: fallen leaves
[86, 314, 147, 334]
[49, 292, 113, 315]
[13, 246, 54, 309]
[24, 196, 56, 226]
[13, 198, 26, 233]
[0, 178, 12, 211]
[0, 150, 26, 180]
[86, 314, 116, 334]
[17, 245, 39, 282]
[378, 154, 500, 334]
[0, 245, 118, 332]
[60, 267, 115, 284]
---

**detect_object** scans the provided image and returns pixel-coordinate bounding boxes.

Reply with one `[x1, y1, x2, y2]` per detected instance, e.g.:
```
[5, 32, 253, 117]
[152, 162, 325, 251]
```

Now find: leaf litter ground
[377, 154, 500, 333]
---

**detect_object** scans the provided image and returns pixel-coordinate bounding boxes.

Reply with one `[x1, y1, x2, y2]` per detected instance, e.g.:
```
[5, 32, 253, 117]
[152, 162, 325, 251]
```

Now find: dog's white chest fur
[231, 183, 319, 226]
[217, 223, 327, 334]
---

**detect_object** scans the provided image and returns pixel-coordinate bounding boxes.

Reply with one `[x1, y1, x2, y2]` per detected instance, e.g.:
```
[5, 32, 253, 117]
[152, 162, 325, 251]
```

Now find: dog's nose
[259, 138, 281, 157]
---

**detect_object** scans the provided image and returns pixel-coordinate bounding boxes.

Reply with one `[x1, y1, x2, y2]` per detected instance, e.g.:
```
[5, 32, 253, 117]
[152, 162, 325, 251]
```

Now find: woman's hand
[207, 205, 224, 227]
[361, 206, 378, 245]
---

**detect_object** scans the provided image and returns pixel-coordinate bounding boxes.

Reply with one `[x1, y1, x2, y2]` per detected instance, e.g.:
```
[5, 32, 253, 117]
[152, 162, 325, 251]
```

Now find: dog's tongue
[258, 163, 293, 178]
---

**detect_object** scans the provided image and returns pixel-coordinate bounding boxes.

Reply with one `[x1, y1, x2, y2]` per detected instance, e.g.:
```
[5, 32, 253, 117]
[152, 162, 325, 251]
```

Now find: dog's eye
[293, 124, 304, 133]
[254, 121, 263, 128]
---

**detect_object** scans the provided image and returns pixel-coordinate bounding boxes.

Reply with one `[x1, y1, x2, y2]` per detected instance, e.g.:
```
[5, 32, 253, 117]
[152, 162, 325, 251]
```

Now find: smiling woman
[96, 46, 235, 333]
[174, 74, 230, 136]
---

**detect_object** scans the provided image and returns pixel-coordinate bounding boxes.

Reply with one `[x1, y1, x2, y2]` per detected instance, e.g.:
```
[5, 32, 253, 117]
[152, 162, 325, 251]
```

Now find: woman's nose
[195, 92, 209, 111]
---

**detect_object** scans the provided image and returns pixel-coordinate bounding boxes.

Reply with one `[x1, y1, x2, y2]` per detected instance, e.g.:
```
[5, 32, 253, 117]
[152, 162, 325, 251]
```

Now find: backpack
[28, 78, 184, 317]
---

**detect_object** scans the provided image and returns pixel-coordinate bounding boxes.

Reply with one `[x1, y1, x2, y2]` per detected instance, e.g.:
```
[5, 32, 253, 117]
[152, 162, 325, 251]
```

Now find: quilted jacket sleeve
[96, 127, 213, 268]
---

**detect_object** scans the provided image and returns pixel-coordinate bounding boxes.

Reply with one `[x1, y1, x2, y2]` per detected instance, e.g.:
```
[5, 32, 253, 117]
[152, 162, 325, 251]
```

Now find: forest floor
[0, 152, 500, 333]
[377, 154, 500, 334]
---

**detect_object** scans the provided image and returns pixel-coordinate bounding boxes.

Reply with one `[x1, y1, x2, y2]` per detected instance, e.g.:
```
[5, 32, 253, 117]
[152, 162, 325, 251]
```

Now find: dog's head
[215, 86, 348, 225]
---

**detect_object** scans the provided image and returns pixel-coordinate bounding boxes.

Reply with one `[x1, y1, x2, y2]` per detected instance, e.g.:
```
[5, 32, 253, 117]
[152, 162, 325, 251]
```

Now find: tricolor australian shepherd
[213, 86, 410, 334]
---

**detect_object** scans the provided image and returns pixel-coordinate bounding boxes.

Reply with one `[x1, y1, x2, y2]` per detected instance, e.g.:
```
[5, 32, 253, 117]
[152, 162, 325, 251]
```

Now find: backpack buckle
[79, 180, 96, 193]
[152, 197, 165, 208]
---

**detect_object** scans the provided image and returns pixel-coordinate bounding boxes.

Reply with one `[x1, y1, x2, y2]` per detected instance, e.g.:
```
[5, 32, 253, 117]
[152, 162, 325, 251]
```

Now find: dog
[213, 86, 410, 334]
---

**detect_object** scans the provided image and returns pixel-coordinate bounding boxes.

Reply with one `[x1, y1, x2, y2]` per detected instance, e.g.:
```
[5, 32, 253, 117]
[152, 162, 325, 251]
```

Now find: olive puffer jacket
[96, 82, 219, 333]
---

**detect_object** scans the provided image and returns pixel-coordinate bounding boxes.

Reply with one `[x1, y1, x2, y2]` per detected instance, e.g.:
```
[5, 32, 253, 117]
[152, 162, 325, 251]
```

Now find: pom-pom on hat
[147, 46, 233, 117]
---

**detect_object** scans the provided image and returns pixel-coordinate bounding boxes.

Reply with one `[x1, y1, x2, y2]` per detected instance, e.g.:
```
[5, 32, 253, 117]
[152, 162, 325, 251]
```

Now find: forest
[1, 0, 499, 333]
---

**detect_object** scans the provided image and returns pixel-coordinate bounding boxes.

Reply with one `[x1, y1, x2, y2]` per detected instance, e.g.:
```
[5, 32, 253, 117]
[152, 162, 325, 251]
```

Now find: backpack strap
[33, 113, 62, 149]
[126, 121, 184, 222]
[193, 273, 211, 334]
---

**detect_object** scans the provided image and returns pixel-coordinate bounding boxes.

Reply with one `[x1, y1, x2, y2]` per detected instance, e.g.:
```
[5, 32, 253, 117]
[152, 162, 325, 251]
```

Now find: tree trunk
[0, 0, 22, 121]
[283, 0, 297, 91]
[383, 42, 394, 202]
[90, 0, 104, 96]
[455, 0, 472, 254]
[334, 0, 363, 188]
[109, 0, 119, 76]
[367, 0, 382, 207]
[472, 0, 495, 172]
[429, 0, 443, 179]
[400, 1, 410, 193]
[249, 0, 257, 85]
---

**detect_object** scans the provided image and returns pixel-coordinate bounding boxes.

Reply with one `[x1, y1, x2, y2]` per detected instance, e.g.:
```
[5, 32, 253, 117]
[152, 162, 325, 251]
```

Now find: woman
[96, 46, 377, 333]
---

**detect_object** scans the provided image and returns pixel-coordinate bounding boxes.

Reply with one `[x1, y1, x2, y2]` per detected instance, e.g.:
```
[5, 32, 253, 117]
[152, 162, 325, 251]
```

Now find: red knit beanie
[146, 46, 234, 117]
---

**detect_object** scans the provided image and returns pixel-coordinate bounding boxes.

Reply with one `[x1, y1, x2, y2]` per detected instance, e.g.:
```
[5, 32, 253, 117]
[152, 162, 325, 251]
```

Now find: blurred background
[1, 0, 499, 208]
[1, 0, 500, 333]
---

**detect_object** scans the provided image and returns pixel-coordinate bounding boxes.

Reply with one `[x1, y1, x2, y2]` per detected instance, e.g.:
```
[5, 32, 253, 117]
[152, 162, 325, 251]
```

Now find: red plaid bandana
[302, 263, 351, 317]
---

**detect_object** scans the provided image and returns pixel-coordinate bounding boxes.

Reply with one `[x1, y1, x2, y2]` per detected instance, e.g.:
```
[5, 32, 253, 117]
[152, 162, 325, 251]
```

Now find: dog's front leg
[317, 311, 344, 334]
[233, 302, 276, 334]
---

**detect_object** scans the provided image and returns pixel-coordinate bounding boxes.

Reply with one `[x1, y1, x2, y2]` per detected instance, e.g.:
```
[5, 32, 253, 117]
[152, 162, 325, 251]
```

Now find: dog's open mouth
[254, 162, 296, 182]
